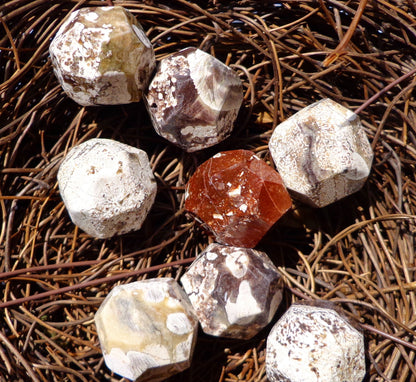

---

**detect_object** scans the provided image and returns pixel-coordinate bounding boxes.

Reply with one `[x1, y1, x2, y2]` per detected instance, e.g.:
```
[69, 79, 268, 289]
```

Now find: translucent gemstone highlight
[185, 150, 292, 247]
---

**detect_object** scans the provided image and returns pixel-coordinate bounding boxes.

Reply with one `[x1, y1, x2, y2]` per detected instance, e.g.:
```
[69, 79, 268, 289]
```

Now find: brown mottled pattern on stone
[145, 47, 243, 152]
[94, 278, 198, 381]
[49, 6, 155, 106]
[181, 243, 283, 339]
[185, 150, 292, 247]
[269, 98, 373, 208]
[266, 303, 366, 382]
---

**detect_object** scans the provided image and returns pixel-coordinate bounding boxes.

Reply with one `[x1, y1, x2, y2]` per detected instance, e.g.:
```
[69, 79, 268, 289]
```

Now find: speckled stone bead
[145, 47, 243, 152]
[57, 138, 156, 238]
[95, 278, 198, 381]
[269, 98, 373, 207]
[266, 302, 366, 382]
[181, 243, 283, 339]
[185, 150, 292, 248]
[49, 6, 155, 106]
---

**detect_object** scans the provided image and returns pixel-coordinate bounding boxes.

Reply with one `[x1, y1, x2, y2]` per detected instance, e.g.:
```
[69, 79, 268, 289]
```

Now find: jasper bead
[269, 98, 373, 207]
[185, 150, 292, 248]
[49, 6, 155, 106]
[181, 243, 283, 339]
[95, 278, 198, 381]
[266, 302, 366, 382]
[145, 47, 243, 152]
[58, 138, 156, 238]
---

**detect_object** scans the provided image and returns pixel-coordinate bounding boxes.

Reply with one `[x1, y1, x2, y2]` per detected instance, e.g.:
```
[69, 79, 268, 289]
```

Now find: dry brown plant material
[1, 0, 416, 381]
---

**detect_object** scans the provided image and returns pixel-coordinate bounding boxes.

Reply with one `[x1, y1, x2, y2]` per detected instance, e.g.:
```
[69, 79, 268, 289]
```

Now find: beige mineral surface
[58, 138, 156, 238]
[49, 6, 155, 106]
[269, 98, 373, 207]
[266, 302, 366, 382]
[95, 278, 198, 381]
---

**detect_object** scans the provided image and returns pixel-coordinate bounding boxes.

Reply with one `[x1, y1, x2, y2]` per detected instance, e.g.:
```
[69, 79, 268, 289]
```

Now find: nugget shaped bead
[185, 150, 292, 248]
[269, 98, 373, 207]
[145, 47, 243, 152]
[58, 138, 156, 238]
[95, 278, 198, 381]
[266, 302, 366, 382]
[50, 6, 155, 106]
[181, 243, 283, 339]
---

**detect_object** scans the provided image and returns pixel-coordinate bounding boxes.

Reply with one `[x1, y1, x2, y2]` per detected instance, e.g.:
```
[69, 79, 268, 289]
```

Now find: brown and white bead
[145, 47, 243, 152]
[269, 98, 373, 207]
[180, 243, 283, 339]
[94, 278, 198, 381]
[266, 302, 366, 382]
[49, 6, 155, 106]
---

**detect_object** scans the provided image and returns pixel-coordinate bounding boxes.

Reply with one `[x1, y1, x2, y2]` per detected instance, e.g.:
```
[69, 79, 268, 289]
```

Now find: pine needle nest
[1, 0, 416, 381]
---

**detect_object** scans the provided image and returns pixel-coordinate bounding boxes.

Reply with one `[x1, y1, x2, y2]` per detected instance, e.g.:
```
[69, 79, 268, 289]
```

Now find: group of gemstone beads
[52, 6, 370, 382]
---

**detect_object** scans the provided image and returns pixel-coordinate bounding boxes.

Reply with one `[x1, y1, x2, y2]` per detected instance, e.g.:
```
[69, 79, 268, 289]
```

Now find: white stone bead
[180, 243, 283, 339]
[266, 302, 366, 382]
[269, 98, 373, 207]
[49, 6, 155, 106]
[95, 278, 198, 381]
[145, 47, 243, 152]
[58, 138, 156, 238]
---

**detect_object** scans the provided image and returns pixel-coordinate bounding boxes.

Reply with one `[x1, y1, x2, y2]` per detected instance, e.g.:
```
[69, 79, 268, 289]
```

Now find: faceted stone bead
[145, 47, 243, 152]
[49, 6, 155, 106]
[58, 138, 156, 238]
[266, 302, 366, 382]
[181, 243, 283, 339]
[95, 278, 198, 381]
[185, 150, 292, 248]
[269, 98, 373, 208]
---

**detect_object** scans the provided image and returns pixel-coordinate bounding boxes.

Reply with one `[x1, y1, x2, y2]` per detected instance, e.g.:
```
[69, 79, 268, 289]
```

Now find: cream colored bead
[269, 99, 373, 207]
[95, 278, 198, 381]
[266, 303, 366, 382]
[58, 138, 156, 238]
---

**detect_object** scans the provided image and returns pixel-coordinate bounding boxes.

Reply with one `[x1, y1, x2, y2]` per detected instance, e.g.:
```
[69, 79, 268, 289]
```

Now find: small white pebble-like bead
[58, 138, 156, 238]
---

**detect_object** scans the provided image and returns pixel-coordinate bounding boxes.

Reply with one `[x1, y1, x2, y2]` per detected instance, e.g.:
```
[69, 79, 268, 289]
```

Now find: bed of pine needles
[1, 0, 416, 381]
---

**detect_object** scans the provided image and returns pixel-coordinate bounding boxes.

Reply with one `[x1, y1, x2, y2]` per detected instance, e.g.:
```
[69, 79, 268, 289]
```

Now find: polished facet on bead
[145, 47, 243, 152]
[266, 302, 366, 382]
[58, 138, 156, 238]
[95, 278, 198, 381]
[269, 98, 373, 207]
[185, 150, 292, 248]
[50, 6, 155, 106]
[181, 243, 283, 339]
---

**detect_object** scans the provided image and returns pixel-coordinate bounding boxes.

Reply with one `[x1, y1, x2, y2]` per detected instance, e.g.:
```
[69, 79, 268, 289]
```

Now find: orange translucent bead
[185, 150, 292, 248]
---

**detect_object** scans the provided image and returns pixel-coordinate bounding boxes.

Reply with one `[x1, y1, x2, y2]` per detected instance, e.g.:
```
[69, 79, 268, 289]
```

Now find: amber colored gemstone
[185, 150, 292, 248]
